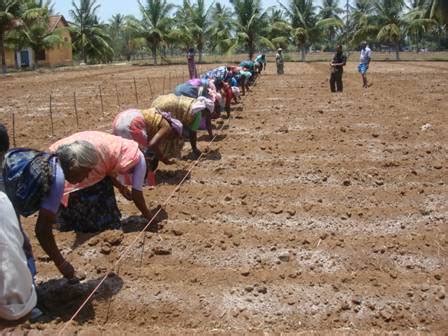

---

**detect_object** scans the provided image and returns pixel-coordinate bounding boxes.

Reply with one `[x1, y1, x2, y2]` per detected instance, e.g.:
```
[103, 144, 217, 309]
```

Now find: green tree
[185, 0, 213, 62]
[266, 7, 291, 49]
[318, 0, 344, 47]
[350, 0, 377, 46]
[130, 0, 174, 65]
[8, 0, 63, 68]
[404, 0, 436, 51]
[108, 14, 141, 61]
[0, 0, 21, 73]
[374, 0, 405, 60]
[69, 0, 113, 64]
[230, 0, 273, 59]
[209, 2, 234, 54]
[429, 0, 448, 25]
[280, 0, 319, 61]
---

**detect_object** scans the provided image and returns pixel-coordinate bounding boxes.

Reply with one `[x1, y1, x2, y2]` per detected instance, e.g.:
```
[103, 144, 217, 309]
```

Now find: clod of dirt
[245, 285, 254, 292]
[152, 246, 172, 255]
[271, 208, 283, 214]
[171, 229, 183, 236]
[276, 126, 289, 133]
[224, 195, 232, 201]
[287, 209, 296, 216]
[100, 244, 111, 255]
[278, 252, 290, 262]
[342, 180, 351, 186]
[379, 306, 394, 322]
[240, 268, 251, 277]
[105, 231, 124, 246]
[257, 286, 267, 294]
[88, 237, 100, 246]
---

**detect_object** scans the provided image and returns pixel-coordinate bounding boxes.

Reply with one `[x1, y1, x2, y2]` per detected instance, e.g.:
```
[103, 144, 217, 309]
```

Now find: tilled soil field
[0, 61, 447, 335]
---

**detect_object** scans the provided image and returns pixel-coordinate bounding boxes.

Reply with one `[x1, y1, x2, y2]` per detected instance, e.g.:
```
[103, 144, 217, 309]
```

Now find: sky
[52, 0, 316, 22]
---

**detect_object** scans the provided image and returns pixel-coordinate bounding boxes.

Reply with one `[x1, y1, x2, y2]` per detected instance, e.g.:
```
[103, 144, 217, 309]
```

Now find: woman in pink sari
[49, 131, 156, 232]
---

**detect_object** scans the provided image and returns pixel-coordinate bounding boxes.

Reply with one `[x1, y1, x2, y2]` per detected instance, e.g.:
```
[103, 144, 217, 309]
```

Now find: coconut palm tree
[209, 2, 234, 54]
[130, 0, 174, 65]
[374, 0, 406, 60]
[279, 0, 320, 61]
[404, 0, 436, 51]
[70, 0, 113, 64]
[350, 0, 377, 46]
[428, 0, 448, 25]
[230, 0, 273, 59]
[318, 0, 344, 47]
[0, 0, 21, 73]
[266, 7, 291, 49]
[185, 0, 213, 62]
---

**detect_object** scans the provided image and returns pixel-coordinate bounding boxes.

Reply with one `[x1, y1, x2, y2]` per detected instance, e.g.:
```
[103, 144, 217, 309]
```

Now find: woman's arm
[35, 209, 74, 278]
[147, 119, 175, 165]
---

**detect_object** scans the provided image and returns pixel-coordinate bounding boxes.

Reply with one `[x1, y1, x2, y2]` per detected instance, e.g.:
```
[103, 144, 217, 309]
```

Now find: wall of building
[43, 26, 73, 67]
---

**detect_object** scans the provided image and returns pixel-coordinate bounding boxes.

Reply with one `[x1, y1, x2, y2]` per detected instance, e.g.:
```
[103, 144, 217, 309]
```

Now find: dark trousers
[330, 70, 343, 92]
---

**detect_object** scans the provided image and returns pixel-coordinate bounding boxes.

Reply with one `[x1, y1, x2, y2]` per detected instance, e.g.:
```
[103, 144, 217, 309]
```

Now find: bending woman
[151, 94, 213, 157]
[113, 107, 184, 167]
[49, 131, 156, 233]
[3, 141, 98, 278]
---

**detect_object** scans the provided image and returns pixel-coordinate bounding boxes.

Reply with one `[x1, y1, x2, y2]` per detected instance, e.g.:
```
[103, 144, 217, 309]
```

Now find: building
[5, 15, 72, 69]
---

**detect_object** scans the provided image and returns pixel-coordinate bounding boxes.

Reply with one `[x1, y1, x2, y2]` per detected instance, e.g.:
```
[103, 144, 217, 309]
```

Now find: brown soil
[0, 61, 447, 335]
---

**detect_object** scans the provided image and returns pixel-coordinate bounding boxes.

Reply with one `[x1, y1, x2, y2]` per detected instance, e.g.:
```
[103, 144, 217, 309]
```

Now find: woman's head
[56, 140, 98, 184]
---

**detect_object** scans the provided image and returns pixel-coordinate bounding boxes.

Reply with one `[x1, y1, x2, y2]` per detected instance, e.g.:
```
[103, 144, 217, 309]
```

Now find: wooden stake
[146, 77, 153, 99]
[49, 93, 54, 137]
[162, 75, 166, 95]
[99, 85, 104, 115]
[115, 83, 120, 109]
[168, 72, 171, 92]
[74, 91, 79, 129]
[11, 111, 16, 147]
[133, 77, 139, 104]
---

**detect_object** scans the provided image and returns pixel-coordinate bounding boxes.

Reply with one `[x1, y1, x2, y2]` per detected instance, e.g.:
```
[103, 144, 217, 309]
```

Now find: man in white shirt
[358, 41, 372, 88]
[0, 191, 37, 321]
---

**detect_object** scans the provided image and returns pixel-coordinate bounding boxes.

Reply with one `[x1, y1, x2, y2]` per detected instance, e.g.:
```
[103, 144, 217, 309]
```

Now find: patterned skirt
[59, 177, 121, 232]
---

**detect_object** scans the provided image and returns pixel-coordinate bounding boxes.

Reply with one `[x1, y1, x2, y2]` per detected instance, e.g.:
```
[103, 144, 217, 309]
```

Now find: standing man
[329, 44, 347, 92]
[358, 41, 372, 88]
[187, 48, 198, 79]
[276, 48, 284, 75]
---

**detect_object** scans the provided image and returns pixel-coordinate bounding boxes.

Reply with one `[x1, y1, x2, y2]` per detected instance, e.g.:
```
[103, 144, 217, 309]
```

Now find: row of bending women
[0, 60, 260, 321]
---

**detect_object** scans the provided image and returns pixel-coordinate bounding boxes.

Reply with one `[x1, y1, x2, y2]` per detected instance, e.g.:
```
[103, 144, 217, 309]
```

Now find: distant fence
[1, 66, 212, 148]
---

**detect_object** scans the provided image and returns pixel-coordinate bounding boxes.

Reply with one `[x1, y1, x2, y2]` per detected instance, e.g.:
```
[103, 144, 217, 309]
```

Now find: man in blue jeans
[358, 41, 372, 88]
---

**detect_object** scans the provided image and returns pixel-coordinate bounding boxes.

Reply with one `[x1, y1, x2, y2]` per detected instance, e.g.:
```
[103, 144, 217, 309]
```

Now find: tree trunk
[395, 42, 400, 61]
[0, 30, 7, 74]
[152, 46, 157, 65]
[248, 39, 254, 60]
[198, 46, 203, 63]
[301, 46, 306, 62]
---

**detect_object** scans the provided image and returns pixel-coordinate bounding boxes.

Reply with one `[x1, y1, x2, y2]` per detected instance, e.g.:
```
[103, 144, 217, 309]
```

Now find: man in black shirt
[329, 44, 347, 92]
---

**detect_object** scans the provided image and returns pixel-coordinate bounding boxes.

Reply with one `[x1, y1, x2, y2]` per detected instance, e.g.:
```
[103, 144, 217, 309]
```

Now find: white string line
[57, 112, 232, 335]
